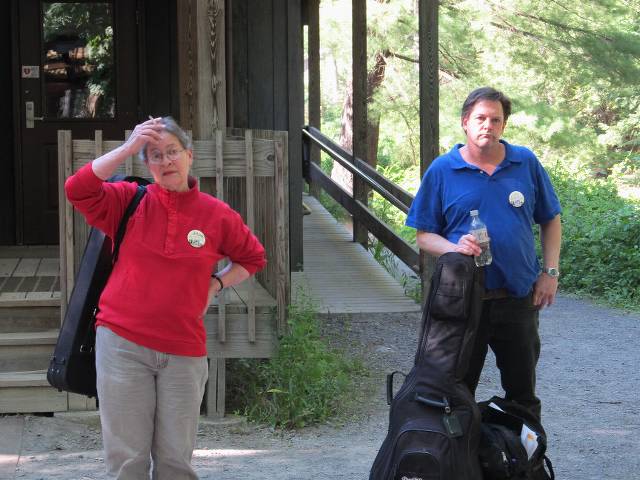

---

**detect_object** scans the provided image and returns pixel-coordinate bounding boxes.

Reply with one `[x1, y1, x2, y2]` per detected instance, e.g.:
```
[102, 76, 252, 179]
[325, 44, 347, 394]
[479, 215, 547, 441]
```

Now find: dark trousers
[463, 292, 542, 420]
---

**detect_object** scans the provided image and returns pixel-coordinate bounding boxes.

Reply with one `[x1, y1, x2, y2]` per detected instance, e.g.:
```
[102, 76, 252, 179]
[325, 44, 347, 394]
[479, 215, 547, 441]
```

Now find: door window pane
[42, 2, 115, 119]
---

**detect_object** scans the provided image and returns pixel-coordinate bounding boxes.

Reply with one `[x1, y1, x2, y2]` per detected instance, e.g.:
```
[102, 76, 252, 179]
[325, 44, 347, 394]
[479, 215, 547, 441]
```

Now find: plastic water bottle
[469, 210, 492, 267]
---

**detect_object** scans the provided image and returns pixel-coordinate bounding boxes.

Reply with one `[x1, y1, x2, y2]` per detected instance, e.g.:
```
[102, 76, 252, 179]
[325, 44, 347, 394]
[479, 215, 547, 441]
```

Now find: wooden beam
[195, 0, 216, 138]
[177, 0, 226, 136]
[177, 0, 197, 131]
[215, 129, 226, 342]
[245, 130, 256, 343]
[419, 0, 439, 177]
[57, 130, 72, 322]
[274, 131, 290, 335]
[307, 0, 321, 198]
[352, 0, 368, 247]
[419, 0, 439, 302]
[206, 357, 225, 418]
[213, 0, 226, 130]
[123, 129, 133, 176]
[287, 0, 304, 272]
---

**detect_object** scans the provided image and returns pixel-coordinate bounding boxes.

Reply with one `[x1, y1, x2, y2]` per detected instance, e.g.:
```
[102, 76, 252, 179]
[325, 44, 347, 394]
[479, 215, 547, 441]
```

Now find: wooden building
[1, 0, 304, 416]
[1, 0, 439, 415]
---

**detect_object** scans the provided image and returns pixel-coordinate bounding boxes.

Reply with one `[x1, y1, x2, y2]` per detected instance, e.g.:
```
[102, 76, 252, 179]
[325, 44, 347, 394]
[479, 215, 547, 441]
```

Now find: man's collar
[450, 140, 521, 170]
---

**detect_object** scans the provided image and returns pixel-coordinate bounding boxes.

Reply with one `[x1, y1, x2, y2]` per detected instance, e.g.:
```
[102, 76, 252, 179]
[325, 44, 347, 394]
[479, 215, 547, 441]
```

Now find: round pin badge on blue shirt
[509, 191, 525, 208]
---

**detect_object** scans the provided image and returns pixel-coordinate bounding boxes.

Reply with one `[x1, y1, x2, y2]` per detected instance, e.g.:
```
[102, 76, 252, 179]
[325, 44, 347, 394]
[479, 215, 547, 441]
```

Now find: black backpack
[369, 253, 485, 480]
[47, 176, 148, 397]
[478, 396, 555, 480]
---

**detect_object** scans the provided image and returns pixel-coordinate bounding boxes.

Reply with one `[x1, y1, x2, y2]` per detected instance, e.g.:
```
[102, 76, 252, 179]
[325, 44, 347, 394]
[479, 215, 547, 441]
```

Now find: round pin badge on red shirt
[187, 230, 205, 248]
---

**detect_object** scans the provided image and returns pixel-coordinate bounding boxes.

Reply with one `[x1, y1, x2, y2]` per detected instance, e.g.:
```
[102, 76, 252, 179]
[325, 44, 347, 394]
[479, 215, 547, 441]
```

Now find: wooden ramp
[292, 195, 421, 314]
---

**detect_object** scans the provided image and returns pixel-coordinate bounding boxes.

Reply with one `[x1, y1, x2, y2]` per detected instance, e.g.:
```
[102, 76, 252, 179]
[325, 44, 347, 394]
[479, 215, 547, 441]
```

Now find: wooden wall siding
[142, 0, 180, 119]
[57, 128, 289, 336]
[177, 0, 226, 137]
[230, 0, 303, 271]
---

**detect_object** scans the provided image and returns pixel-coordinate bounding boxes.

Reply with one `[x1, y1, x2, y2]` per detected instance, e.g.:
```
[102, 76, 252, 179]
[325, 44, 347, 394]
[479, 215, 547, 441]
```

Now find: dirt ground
[10, 294, 640, 479]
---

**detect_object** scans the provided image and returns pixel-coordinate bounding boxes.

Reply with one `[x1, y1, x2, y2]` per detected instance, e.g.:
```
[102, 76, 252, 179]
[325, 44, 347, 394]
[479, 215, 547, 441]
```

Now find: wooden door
[15, 0, 139, 244]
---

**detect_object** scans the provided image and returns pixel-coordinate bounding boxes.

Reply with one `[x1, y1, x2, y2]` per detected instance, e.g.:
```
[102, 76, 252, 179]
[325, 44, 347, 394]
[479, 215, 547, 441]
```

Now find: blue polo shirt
[406, 140, 561, 297]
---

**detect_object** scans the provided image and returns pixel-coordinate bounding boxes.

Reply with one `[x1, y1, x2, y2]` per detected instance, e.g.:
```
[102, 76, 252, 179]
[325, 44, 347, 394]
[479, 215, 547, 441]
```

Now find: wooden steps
[0, 330, 58, 372]
[0, 248, 96, 414]
[0, 371, 68, 413]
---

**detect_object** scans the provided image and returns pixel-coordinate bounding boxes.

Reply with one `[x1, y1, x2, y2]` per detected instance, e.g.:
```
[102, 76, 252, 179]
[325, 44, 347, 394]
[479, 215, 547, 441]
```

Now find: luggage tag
[442, 412, 463, 437]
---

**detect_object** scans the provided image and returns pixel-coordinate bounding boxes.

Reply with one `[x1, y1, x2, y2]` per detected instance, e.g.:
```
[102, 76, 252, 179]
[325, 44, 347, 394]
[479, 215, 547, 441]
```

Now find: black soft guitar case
[370, 252, 485, 480]
[47, 175, 149, 397]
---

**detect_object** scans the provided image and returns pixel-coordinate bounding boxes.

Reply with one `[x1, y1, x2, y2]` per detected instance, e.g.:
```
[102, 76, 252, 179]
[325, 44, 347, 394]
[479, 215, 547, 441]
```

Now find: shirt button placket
[165, 196, 177, 254]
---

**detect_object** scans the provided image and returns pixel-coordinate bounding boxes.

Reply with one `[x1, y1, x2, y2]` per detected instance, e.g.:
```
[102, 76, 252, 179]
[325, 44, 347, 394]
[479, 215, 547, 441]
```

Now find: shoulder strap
[112, 185, 147, 264]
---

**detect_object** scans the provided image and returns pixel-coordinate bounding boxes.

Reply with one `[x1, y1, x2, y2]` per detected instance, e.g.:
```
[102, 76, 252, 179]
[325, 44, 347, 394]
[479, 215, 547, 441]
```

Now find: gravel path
[12, 294, 640, 479]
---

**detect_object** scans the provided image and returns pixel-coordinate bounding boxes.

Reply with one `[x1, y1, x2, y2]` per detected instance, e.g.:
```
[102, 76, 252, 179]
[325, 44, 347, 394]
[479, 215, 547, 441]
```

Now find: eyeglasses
[148, 148, 186, 164]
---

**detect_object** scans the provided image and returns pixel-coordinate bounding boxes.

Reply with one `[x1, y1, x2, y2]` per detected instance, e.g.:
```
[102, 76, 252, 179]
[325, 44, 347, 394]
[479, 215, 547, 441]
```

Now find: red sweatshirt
[65, 162, 266, 356]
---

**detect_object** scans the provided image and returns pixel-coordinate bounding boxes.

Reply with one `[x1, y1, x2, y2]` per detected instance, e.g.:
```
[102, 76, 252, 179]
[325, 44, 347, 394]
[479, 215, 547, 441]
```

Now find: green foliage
[315, 0, 640, 310]
[42, 3, 112, 41]
[226, 297, 365, 429]
[550, 168, 640, 308]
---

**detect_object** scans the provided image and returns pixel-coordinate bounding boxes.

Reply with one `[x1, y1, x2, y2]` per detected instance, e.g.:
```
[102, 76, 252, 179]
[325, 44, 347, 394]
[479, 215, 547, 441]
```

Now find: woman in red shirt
[65, 117, 266, 479]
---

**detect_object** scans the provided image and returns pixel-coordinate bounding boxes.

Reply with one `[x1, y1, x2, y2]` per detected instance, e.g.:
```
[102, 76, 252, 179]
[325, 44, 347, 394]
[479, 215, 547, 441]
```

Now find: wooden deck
[0, 247, 60, 306]
[292, 195, 421, 314]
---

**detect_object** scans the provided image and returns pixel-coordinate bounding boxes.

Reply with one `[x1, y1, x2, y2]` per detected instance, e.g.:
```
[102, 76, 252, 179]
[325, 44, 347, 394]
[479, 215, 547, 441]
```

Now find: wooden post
[177, 0, 225, 134]
[206, 357, 226, 418]
[352, 0, 368, 247]
[245, 130, 256, 343]
[215, 129, 227, 343]
[274, 131, 290, 335]
[307, 0, 321, 198]
[213, 0, 226, 131]
[419, 0, 439, 303]
[124, 129, 133, 176]
[287, 0, 304, 272]
[57, 130, 72, 322]
[177, 0, 197, 131]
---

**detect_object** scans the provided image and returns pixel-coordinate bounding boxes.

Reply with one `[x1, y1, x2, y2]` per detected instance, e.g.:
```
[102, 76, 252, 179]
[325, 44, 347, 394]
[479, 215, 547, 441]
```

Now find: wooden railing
[302, 126, 420, 275]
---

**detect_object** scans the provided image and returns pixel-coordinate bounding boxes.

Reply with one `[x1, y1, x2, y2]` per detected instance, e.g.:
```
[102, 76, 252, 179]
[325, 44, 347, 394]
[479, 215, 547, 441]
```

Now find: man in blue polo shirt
[406, 87, 562, 420]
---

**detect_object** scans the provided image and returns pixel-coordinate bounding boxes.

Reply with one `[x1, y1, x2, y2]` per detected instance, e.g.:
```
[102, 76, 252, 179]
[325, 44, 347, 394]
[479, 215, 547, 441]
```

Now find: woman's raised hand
[122, 117, 164, 157]
[91, 117, 165, 180]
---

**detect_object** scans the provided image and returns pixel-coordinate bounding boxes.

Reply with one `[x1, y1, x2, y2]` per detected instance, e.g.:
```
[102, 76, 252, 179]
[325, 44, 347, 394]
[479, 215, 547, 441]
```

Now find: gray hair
[139, 116, 193, 162]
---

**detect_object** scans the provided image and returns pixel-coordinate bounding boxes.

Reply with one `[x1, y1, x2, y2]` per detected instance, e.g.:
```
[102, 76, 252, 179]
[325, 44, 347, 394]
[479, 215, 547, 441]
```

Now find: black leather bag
[47, 176, 148, 397]
[369, 253, 485, 480]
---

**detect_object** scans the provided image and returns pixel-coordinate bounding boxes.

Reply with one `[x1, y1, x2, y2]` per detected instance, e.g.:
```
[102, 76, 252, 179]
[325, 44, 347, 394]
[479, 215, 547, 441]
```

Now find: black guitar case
[370, 252, 485, 480]
[47, 175, 149, 397]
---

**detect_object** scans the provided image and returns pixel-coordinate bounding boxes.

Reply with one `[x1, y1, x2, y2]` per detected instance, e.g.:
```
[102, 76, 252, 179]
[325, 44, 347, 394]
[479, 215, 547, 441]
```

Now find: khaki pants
[96, 326, 208, 480]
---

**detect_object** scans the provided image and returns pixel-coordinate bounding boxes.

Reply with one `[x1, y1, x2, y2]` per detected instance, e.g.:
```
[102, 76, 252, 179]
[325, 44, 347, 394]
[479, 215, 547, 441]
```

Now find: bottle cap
[470, 209, 479, 216]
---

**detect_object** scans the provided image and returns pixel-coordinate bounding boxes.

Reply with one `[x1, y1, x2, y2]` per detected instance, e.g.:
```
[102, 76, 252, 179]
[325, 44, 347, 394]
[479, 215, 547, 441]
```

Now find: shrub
[550, 168, 640, 308]
[226, 297, 365, 429]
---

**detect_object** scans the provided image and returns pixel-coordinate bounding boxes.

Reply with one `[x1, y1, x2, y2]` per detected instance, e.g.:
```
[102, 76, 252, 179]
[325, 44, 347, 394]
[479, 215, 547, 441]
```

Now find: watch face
[545, 267, 559, 277]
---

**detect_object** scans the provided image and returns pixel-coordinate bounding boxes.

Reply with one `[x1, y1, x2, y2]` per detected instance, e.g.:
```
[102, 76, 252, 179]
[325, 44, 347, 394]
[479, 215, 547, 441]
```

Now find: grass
[226, 293, 367, 429]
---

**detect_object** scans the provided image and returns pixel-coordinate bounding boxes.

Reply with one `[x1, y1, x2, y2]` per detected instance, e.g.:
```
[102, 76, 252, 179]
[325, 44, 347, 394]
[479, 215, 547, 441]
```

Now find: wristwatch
[543, 267, 560, 278]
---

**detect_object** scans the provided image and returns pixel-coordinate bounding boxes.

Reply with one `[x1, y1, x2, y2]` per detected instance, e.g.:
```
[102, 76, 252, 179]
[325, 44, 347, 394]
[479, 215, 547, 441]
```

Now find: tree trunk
[331, 52, 387, 194]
